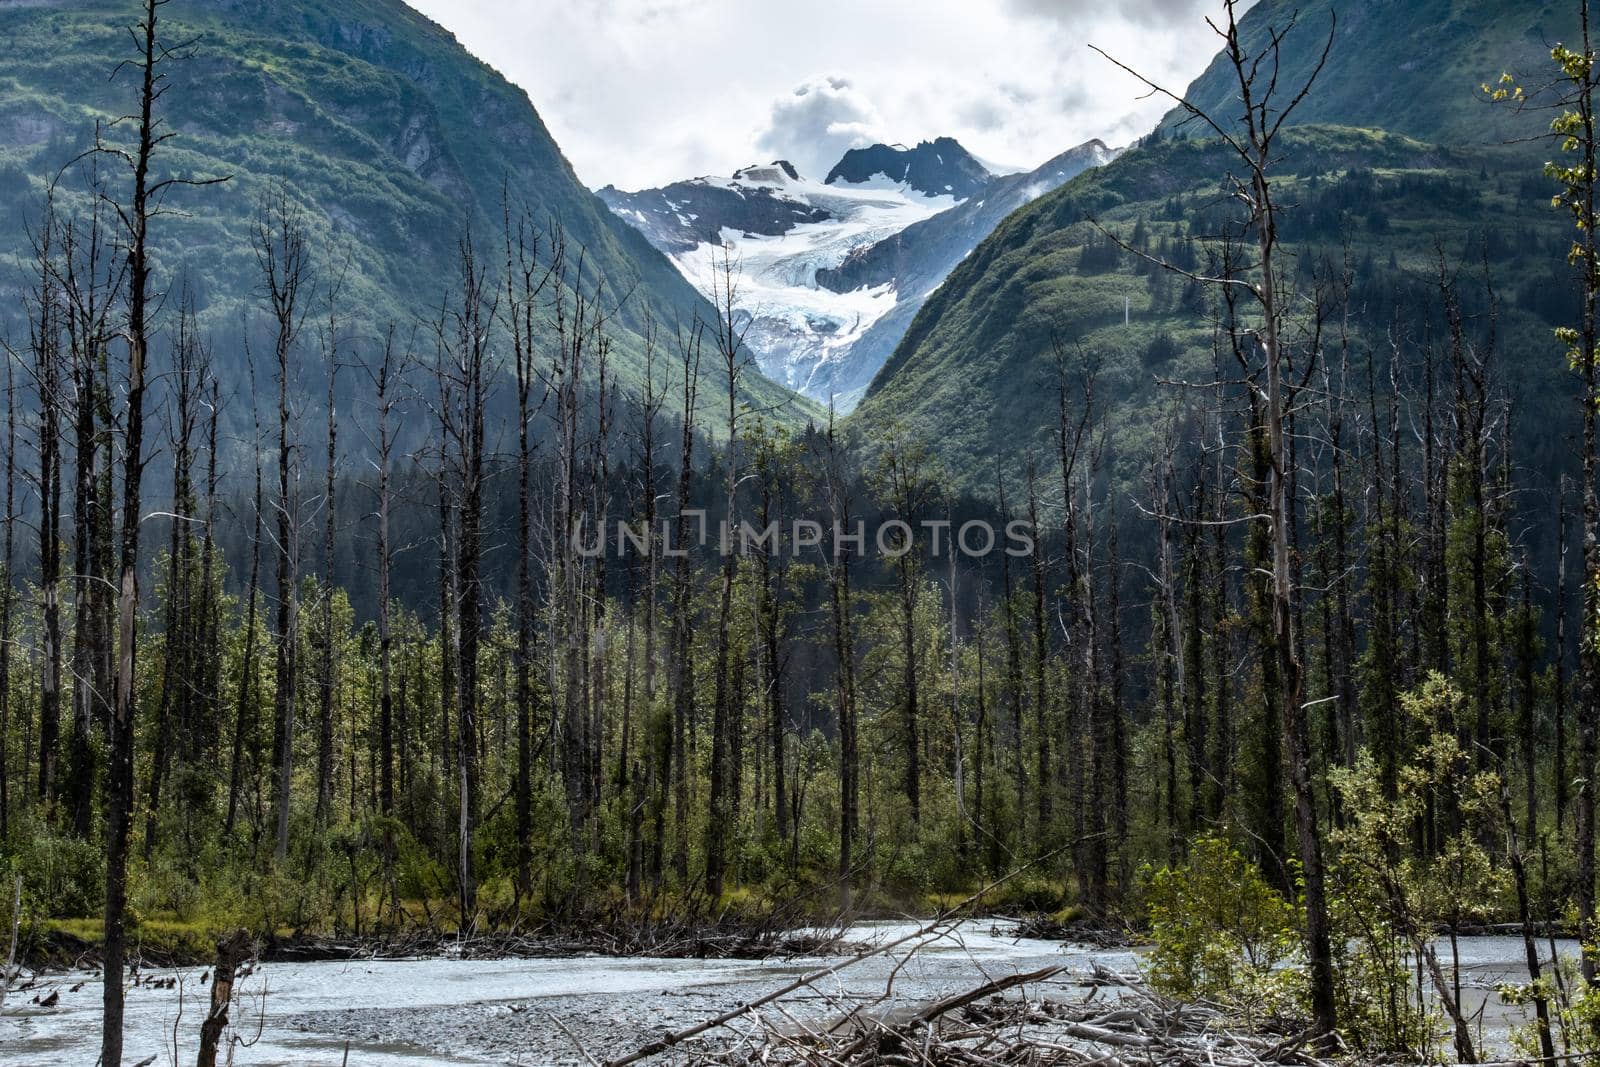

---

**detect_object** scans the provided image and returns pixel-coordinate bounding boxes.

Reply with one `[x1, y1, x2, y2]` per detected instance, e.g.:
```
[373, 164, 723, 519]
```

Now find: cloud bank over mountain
[754, 76, 885, 182]
[406, 0, 1245, 189]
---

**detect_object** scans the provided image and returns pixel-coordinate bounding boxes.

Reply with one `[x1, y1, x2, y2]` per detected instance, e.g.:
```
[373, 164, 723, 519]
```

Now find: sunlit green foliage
[1144, 835, 1304, 1021]
[1328, 675, 1509, 1057]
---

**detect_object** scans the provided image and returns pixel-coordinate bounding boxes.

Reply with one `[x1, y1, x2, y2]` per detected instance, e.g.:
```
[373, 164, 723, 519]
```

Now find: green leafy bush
[2, 814, 103, 918]
[1144, 834, 1304, 1020]
[1328, 674, 1509, 1058]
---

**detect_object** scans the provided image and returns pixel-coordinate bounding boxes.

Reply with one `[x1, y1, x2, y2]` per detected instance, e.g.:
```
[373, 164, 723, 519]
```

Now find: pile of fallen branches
[256, 917, 846, 964]
[992, 914, 1131, 948]
[510, 910, 849, 961]
[702, 966, 1332, 1067]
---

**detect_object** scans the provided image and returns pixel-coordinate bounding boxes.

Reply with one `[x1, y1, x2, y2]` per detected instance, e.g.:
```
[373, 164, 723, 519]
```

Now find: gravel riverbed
[0, 925, 1570, 1065]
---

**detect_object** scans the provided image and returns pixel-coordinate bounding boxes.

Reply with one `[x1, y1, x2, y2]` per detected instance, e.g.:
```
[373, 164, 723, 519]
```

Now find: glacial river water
[0, 925, 1574, 1065]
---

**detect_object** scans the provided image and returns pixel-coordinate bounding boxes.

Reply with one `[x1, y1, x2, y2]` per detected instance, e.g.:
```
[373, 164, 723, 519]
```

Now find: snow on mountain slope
[666, 171, 959, 401]
[808, 139, 1121, 406]
[601, 155, 966, 404]
[599, 137, 1117, 410]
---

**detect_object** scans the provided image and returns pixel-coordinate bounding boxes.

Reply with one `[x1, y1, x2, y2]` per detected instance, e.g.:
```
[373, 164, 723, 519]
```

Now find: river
[0, 925, 1573, 1065]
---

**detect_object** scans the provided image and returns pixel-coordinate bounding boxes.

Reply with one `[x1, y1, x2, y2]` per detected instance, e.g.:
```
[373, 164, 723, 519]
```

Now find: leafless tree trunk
[588, 335, 614, 846]
[669, 322, 702, 880]
[143, 296, 202, 859]
[1106, 511, 1129, 896]
[823, 404, 858, 901]
[997, 470, 1024, 845]
[26, 210, 64, 820]
[1025, 459, 1050, 839]
[376, 339, 395, 821]
[1183, 473, 1208, 835]
[503, 210, 556, 898]
[254, 185, 308, 865]
[1091, 0, 1338, 1033]
[622, 310, 663, 892]
[437, 233, 496, 920]
[1567, 0, 1600, 986]
[1153, 429, 1181, 863]
[1557, 478, 1570, 833]
[706, 247, 748, 898]
[100, 4, 226, 1058]
[877, 426, 933, 828]
[314, 277, 343, 829]
[0, 356, 14, 839]
[59, 197, 116, 840]
[225, 375, 265, 840]
[753, 430, 789, 845]
[195, 929, 251, 1067]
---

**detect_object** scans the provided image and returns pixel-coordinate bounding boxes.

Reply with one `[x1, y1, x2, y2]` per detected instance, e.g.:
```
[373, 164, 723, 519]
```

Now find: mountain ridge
[850, 0, 1578, 498]
[0, 0, 815, 439]
[824, 136, 992, 200]
[599, 134, 1116, 408]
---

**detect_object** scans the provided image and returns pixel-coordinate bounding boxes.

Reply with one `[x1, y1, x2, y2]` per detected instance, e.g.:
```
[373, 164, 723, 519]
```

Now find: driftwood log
[603, 841, 1087, 1066]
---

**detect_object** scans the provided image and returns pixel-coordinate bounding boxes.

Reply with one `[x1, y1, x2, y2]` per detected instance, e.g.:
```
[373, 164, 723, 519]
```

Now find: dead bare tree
[313, 266, 347, 830]
[252, 183, 309, 865]
[502, 205, 557, 900]
[874, 423, 939, 828]
[224, 355, 265, 840]
[55, 186, 121, 841]
[195, 929, 251, 1067]
[1090, 0, 1339, 1035]
[621, 308, 666, 899]
[358, 324, 409, 875]
[705, 245, 752, 899]
[0, 351, 14, 840]
[821, 402, 858, 904]
[142, 291, 204, 859]
[94, 2, 227, 1058]
[667, 318, 703, 881]
[1025, 457, 1050, 841]
[435, 231, 498, 921]
[20, 202, 65, 821]
[1151, 417, 1182, 862]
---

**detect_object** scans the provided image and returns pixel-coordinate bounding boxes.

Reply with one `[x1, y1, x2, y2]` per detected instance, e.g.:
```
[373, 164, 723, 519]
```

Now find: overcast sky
[407, 0, 1246, 191]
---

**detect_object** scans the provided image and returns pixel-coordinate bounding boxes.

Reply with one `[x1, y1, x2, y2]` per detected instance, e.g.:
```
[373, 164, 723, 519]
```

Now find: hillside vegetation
[0, 0, 814, 430]
[852, 0, 1578, 497]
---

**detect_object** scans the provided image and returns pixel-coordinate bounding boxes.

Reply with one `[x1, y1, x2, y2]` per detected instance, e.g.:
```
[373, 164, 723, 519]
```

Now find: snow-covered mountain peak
[824, 137, 990, 200]
[731, 160, 801, 186]
[597, 135, 1116, 410]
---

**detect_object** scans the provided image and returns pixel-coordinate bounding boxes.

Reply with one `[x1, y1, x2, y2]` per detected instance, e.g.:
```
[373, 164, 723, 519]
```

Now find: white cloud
[405, 0, 1247, 190]
[753, 77, 885, 180]
[1006, 0, 1219, 30]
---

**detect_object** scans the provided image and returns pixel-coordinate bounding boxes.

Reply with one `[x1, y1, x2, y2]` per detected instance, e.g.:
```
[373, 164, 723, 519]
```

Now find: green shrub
[1144, 834, 1304, 1021]
[1327, 674, 1508, 1058]
[1, 814, 103, 917]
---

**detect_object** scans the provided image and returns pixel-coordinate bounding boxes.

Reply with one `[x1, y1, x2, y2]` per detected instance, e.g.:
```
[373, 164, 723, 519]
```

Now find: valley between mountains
[599, 136, 1117, 409]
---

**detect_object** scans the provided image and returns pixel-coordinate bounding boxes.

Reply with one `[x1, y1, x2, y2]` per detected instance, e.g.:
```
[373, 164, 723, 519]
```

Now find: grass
[36, 916, 257, 966]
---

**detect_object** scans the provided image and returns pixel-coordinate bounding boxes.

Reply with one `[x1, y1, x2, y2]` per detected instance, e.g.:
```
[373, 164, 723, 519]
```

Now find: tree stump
[196, 928, 250, 1067]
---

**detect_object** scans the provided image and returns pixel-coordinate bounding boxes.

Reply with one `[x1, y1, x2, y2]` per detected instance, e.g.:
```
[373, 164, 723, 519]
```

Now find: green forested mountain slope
[1160, 0, 1571, 145]
[0, 0, 813, 427]
[850, 0, 1578, 495]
